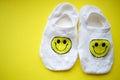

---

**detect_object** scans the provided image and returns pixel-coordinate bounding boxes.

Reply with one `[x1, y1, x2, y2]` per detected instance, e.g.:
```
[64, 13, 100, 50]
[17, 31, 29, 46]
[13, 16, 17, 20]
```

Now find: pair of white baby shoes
[40, 3, 114, 74]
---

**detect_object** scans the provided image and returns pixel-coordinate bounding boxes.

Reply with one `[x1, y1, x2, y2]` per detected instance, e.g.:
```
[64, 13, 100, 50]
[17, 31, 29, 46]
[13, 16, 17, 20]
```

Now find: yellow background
[0, 0, 120, 80]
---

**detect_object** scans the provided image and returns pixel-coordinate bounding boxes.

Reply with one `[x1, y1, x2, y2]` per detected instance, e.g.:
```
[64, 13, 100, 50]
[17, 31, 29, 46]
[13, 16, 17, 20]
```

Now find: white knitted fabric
[40, 3, 78, 71]
[78, 6, 114, 74]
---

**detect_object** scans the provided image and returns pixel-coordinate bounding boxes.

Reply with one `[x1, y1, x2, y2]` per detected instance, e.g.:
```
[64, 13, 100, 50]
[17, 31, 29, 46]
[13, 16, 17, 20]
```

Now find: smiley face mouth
[92, 46, 108, 55]
[55, 42, 68, 51]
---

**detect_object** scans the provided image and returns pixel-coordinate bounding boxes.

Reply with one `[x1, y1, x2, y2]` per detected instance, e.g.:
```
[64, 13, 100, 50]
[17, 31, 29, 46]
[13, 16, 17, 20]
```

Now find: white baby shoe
[78, 6, 114, 74]
[40, 3, 78, 71]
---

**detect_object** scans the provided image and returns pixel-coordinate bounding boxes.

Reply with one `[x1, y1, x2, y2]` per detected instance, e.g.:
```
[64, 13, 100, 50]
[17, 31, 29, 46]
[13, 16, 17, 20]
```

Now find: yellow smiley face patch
[51, 37, 72, 54]
[89, 39, 110, 58]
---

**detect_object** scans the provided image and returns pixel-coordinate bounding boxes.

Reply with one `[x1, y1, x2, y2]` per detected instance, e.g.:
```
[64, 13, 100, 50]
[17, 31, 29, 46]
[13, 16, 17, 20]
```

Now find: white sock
[78, 5, 114, 74]
[40, 3, 78, 71]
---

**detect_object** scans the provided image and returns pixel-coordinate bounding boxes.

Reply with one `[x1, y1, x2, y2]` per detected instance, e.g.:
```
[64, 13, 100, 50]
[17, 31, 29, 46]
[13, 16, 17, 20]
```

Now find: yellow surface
[0, 0, 120, 80]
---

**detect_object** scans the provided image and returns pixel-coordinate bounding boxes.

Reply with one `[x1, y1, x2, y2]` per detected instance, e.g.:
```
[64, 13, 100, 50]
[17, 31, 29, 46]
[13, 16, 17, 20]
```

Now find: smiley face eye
[95, 43, 98, 47]
[63, 40, 66, 44]
[102, 43, 106, 47]
[57, 40, 60, 44]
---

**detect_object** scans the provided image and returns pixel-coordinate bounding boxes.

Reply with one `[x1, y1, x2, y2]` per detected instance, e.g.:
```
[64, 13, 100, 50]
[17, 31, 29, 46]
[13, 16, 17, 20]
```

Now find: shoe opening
[55, 14, 73, 28]
[87, 13, 106, 28]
